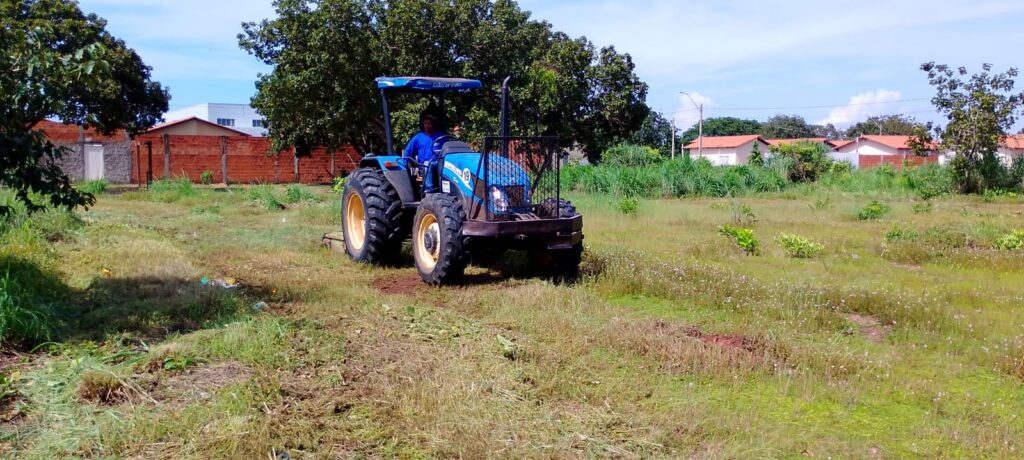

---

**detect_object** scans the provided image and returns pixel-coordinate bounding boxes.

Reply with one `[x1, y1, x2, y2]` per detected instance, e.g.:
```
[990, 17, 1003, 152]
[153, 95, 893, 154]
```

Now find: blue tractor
[340, 76, 584, 285]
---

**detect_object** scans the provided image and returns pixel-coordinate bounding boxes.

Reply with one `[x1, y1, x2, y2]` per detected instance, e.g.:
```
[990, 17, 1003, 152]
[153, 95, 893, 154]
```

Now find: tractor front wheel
[531, 198, 583, 282]
[412, 194, 469, 285]
[341, 169, 404, 263]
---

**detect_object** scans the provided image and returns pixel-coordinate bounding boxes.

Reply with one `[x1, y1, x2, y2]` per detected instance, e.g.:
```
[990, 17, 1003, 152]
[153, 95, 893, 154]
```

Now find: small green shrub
[284, 184, 317, 204]
[995, 230, 1024, 250]
[858, 201, 890, 220]
[247, 184, 284, 210]
[618, 196, 639, 215]
[0, 270, 53, 346]
[885, 223, 919, 243]
[775, 233, 823, 258]
[730, 202, 757, 225]
[76, 179, 108, 195]
[811, 197, 833, 211]
[912, 201, 933, 214]
[331, 176, 347, 194]
[148, 177, 197, 202]
[601, 144, 663, 168]
[719, 224, 759, 255]
[163, 352, 208, 372]
[199, 170, 215, 185]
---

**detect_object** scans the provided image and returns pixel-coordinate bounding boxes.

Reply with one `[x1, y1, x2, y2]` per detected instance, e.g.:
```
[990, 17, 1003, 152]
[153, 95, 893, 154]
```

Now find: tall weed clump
[562, 157, 789, 198]
[148, 177, 198, 202]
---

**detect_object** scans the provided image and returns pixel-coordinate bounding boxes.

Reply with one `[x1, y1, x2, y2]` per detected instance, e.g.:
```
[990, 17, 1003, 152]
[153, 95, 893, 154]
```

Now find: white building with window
[162, 103, 267, 136]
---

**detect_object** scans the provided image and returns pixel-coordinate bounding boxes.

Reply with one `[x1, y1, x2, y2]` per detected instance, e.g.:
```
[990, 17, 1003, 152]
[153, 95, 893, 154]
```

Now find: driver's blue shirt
[403, 131, 445, 163]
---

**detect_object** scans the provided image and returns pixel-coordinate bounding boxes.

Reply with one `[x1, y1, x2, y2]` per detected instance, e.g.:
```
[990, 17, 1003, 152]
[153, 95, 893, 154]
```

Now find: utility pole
[670, 118, 676, 160]
[681, 92, 704, 158]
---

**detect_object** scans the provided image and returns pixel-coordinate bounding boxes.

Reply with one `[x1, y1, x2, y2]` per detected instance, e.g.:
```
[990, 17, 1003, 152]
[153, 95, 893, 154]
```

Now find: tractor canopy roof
[375, 76, 482, 93]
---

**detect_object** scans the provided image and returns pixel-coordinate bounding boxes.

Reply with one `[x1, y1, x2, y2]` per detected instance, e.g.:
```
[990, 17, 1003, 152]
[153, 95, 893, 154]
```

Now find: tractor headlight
[489, 186, 509, 212]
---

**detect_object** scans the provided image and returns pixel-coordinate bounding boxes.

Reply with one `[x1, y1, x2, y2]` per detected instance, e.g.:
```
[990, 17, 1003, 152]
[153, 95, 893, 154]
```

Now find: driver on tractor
[403, 111, 447, 193]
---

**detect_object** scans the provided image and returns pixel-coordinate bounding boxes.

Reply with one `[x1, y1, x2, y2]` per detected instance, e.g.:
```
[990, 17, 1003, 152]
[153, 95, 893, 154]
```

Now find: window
[216, 118, 235, 127]
[252, 119, 266, 128]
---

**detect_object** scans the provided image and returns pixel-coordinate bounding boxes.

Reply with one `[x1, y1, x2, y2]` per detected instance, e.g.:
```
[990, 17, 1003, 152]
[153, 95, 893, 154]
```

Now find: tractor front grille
[477, 136, 562, 221]
[505, 186, 527, 208]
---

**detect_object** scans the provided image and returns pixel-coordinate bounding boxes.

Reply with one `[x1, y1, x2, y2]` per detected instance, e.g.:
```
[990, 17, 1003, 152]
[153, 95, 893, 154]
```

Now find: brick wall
[131, 135, 361, 185]
[859, 154, 938, 170]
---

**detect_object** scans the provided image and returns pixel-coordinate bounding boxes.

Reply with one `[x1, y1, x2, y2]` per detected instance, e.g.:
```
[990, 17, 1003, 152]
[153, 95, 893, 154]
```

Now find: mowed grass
[1, 183, 1023, 458]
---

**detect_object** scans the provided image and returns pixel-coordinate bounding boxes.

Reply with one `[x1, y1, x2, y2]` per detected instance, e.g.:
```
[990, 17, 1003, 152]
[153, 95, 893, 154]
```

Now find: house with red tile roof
[683, 135, 771, 166]
[997, 134, 1024, 165]
[833, 135, 939, 169]
[766, 138, 844, 148]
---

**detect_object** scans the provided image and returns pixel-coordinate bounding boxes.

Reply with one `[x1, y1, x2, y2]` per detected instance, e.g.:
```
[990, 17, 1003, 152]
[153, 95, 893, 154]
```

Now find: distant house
[163, 103, 268, 137]
[998, 134, 1024, 165]
[35, 120, 133, 184]
[684, 135, 771, 166]
[146, 117, 252, 137]
[940, 134, 1024, 166]
[832, 135, 938, 169]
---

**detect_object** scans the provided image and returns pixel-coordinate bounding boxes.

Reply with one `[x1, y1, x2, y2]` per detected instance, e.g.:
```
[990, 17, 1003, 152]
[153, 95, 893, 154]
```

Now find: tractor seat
[439, 141, 474, 155]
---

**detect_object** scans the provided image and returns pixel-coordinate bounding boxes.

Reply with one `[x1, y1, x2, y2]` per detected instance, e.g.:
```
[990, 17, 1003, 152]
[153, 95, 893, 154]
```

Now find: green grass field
[1, 182, 1023, 458]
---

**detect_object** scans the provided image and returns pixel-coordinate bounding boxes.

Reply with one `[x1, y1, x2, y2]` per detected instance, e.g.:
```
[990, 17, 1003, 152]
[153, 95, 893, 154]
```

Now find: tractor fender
[358, 155, 418, 204]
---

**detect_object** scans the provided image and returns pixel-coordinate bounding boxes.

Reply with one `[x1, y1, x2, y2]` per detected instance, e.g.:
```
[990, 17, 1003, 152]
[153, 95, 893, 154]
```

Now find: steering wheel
[431, 135, 450, 156]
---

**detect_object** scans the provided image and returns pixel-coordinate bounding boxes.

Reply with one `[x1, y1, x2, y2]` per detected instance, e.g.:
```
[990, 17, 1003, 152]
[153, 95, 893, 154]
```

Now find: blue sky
[82, 0, 1024, 132]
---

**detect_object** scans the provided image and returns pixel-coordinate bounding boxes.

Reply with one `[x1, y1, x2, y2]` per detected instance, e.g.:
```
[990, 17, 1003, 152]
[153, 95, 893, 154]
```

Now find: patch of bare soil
[641, 320, 762, 353]
[373, 273, 424, 296]
[842, 313, 890, 343]
[149, 361, 253, 403]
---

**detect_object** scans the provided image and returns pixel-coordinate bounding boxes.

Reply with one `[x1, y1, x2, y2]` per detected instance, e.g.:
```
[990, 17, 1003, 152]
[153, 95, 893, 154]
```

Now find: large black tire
[412, 194, 469, 285]
[537, 198, 577, 218]
[531, 199, 583, 282]
[341, 169, 405, 264]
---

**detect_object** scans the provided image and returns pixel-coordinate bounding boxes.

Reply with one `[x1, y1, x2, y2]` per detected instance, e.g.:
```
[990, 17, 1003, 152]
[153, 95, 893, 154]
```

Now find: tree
[629, 111, 675, 157]
[768, 140, 833, 182]
[759, 114, 816, 139]
[679, 117, 761, 145]
[1, 0, 169, 216]
[813, 123, 841, 139]
[914, 62, 1024, 193]
[239, 0, 649, 163]
[845, 114, 926, 138]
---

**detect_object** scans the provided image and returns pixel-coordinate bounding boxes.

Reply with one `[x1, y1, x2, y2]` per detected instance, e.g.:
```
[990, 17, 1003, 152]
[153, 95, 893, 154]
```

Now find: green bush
[775, 233, 823, 258]
[199, 170, 215, 185]
[858, 201, 890, 220]
[148, 177, 198, 202]
[331, 176, 347, 194]
[284, 184, 317, 204]
[719, 224, 759, 255]
[247, 184, 284, 210]
[903, 164, 955, 200]
[0, 269, 54, 346]
[995, 230, 1024, 250]
[76, 179, 108, 195]
[601, 144, 663, 168]
[618, 196, 639, 215]
[885, 223, 919, 243]
[912, 201, 933, 214]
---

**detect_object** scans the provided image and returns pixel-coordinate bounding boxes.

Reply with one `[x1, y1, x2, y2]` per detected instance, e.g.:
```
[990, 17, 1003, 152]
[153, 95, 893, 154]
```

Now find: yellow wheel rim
[345, 193, 366, 252]
[415, 213, 440, 271]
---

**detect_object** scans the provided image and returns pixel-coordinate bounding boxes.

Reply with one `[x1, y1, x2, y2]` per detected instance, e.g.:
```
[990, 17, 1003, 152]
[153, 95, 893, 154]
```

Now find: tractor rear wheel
[412, 194, 469, 285]
[341, 169, 404, 264]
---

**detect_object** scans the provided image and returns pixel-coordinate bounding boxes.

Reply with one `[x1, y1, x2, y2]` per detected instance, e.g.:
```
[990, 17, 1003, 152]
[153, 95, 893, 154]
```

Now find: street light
[680, 92, 704, 158]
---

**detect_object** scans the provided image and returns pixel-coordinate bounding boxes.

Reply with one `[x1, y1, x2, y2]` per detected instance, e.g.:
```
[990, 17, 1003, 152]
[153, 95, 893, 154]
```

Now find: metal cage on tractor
[339, 76, 584, 285]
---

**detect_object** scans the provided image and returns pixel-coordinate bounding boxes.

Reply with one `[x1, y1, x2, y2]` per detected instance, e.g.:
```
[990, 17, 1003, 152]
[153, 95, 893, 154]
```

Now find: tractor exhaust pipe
[500, 76, 511, 137]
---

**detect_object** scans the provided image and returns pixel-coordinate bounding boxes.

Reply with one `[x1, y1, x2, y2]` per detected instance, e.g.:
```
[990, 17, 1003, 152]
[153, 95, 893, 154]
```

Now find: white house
[163, 103, 267, 137]
[683, 135, 771, 166]
[832, 135, 939, 169]
[998, 134, 1024, 165]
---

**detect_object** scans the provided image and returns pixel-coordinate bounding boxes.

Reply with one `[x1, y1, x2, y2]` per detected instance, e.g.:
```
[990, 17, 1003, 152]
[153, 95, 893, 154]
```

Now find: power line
[655, 97, 934, 117]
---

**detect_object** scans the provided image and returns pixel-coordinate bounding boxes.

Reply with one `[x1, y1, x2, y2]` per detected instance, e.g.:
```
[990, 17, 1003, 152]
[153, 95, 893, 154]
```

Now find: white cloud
[818, 90, 902, 127]
[673, 92, 714, 132]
